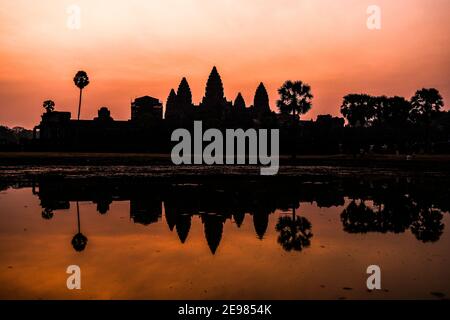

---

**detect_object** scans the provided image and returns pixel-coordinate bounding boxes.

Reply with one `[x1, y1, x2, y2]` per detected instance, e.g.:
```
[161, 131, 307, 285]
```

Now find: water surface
[0, 174, 449, 299]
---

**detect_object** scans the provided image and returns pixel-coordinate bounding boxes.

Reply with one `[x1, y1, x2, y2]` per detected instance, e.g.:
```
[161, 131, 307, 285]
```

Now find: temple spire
[202, 66, 225, 109]
[254, 82, 270, 113]
[234, 92, 246, 111]
[164, 88, 177, 120]
[176, 77, 192, 106]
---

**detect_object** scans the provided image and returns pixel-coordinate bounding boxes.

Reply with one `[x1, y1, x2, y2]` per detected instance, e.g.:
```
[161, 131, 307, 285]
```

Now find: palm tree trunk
[292, 109, 297, 159]
[77, 88, 83, 120]
[76, 201, 81, 233]
[292, 202, 296, 220]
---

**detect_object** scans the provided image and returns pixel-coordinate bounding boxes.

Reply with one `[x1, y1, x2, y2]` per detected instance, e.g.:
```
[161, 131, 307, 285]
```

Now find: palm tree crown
[277, 80, 313, 120]
[73, 71, 89, 89]
[43, 100, 55, 113]
[73, 71, 89, 120]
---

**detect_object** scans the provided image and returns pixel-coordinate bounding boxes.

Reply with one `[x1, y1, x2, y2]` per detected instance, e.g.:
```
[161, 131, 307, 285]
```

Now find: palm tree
[43, 100, 55, 113]
[277, 80, 313, 158]
[72, 201, 88, 252]
[277, 80, 313, 123]
[73, 71, 90, 120]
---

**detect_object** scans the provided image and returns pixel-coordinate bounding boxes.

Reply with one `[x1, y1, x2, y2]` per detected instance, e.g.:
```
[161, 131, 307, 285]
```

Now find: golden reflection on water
[0, 187, 449, 300]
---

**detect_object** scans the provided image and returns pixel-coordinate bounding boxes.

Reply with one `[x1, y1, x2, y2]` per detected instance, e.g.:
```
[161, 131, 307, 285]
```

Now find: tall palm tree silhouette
[277, 80, 313, 158]
[277, 80, 313, 123]
[275, 203, 313, 252]
[73, 71, 90, 120]
[72, 201, 88, 252]
[43, 100, 55, 113]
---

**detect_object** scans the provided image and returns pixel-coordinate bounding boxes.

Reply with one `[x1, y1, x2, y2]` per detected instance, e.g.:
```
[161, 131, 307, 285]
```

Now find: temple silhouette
[25, 66, 449, 154]
[34, 94, 166, 151]
[31, 66, 344, 153]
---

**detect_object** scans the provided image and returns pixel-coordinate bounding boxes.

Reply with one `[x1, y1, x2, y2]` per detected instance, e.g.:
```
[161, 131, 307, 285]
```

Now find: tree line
[340, 88, 444, 128]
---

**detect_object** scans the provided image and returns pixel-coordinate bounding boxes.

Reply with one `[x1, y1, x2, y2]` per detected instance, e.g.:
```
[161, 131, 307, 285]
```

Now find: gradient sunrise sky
[0, 0, 449, 128]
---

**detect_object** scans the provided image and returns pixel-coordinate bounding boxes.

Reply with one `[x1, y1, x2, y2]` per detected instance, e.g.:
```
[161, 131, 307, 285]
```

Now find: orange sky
[0, 0, 449, 128]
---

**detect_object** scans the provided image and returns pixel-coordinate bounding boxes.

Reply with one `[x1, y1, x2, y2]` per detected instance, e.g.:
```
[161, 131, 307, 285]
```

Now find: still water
[0, 173, 449, 299]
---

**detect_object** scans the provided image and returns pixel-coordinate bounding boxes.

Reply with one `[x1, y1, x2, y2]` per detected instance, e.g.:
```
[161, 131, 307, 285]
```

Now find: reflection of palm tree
[73, 71, 90, 120]
[410, 208, 444, 243]
[275, 204, 312, 252]
[72, 202, 88, 252]
[41, 208, 54, 220]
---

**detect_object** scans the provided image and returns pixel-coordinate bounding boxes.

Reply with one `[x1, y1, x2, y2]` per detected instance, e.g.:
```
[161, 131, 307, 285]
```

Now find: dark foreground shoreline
[1, 152, 450, 167]
[1, 152, 450, 182]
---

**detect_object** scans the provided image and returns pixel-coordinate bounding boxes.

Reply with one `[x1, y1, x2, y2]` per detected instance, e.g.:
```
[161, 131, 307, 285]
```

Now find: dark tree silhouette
[254, 82, 271, 114]
[340, 94, 375, 127]
[410, 88, 444, 124]
[374, 96, 412, 127]
[341, 200, 376, 233]
[341, 198, 416, 234]
[277, 80, 313, 121]
[43, 100, 55, 113]
[277, 80, 313, 158]
[275, 205, 313, 252]
[73, 71, 90, 120]
[410, 208, 444, 243]
[410, 88, 444, 151]
[71, 202, 88, 252]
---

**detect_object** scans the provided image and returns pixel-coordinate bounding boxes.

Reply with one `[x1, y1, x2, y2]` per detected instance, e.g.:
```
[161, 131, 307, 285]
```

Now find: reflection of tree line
[29, 176, 450, 252]
[340, 178, 447, 243]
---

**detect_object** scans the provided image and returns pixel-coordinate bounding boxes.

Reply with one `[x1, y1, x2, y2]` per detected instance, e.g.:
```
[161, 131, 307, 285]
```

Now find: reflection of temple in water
[130, 198, 162, 226]
[30, 174, 450, 253]
[31, 179, 279, 254]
